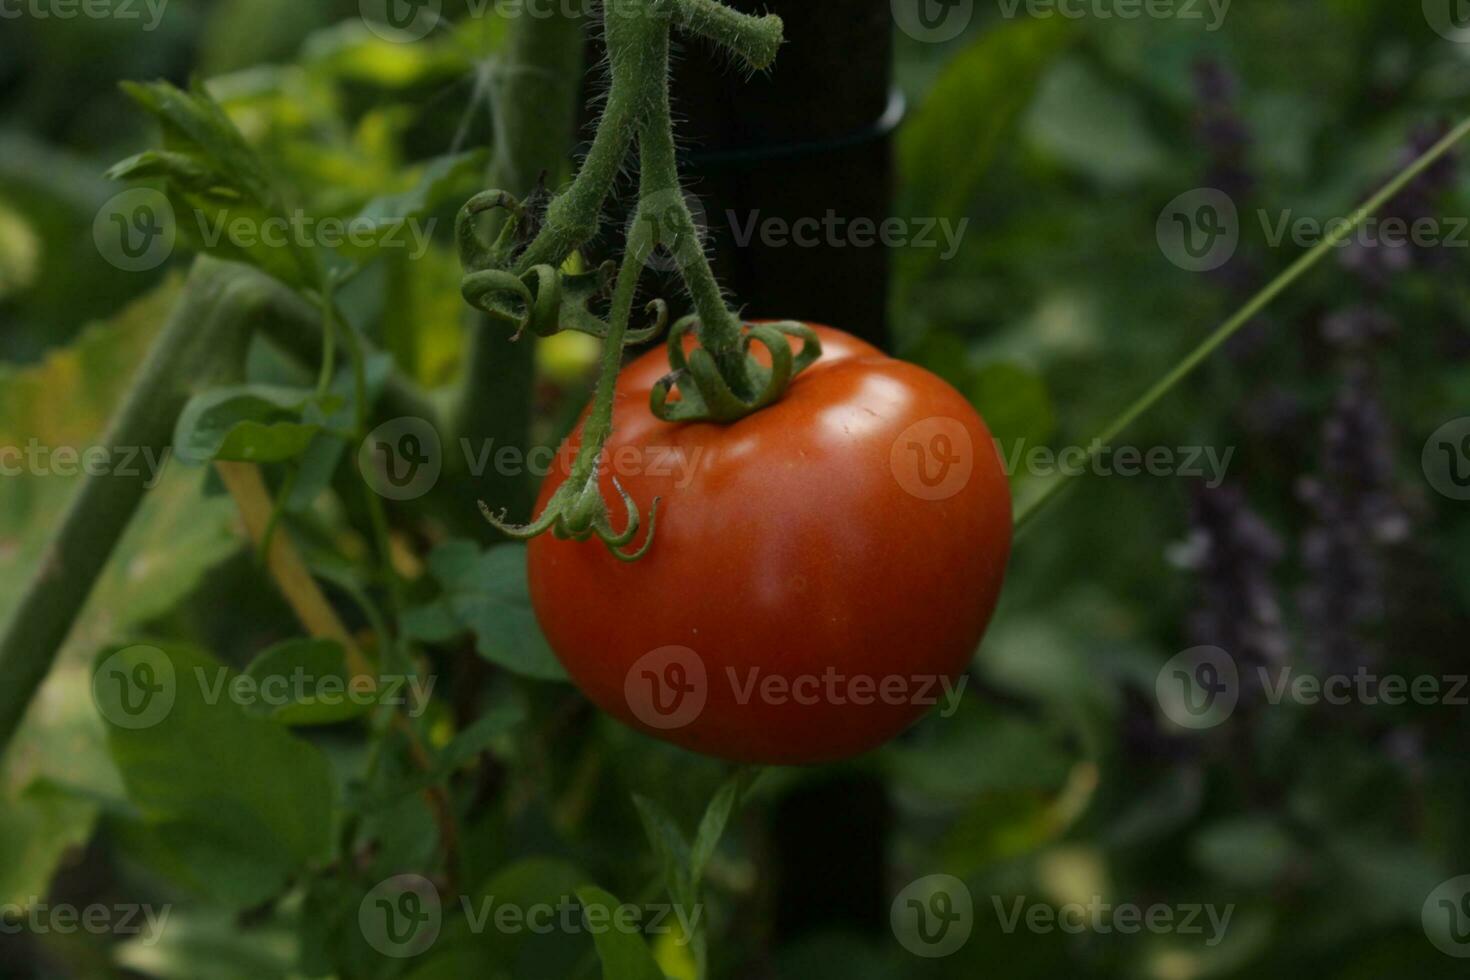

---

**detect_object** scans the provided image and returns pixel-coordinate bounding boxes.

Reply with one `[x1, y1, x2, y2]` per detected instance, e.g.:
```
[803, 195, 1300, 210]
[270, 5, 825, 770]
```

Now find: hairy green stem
[638, 43, 751, 395]
[0, 259, 438, 757]
[1013, 116, 1470, 531]
[671, 0, 784, 69]
[571, 247, 649, 490]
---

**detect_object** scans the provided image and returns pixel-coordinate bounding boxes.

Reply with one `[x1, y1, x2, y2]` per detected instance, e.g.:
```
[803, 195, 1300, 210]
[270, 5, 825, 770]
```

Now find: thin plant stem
[1013, 116, 1470, 531]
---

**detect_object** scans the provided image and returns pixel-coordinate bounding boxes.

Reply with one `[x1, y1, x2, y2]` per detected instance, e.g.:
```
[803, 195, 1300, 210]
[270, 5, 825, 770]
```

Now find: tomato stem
[1012, 115, 1470, 532]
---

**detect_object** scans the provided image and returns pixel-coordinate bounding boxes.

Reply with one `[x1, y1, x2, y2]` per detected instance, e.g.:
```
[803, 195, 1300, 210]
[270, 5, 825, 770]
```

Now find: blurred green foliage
[2, 1, 1470, 978]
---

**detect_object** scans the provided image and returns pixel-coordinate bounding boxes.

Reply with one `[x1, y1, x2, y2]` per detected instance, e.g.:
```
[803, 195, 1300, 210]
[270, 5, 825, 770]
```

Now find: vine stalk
[1013, 116, 1470, 531]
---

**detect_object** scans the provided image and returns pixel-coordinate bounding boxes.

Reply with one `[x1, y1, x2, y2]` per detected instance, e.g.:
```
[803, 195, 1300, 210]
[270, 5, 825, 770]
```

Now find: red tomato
[527, 324, 1012, 764]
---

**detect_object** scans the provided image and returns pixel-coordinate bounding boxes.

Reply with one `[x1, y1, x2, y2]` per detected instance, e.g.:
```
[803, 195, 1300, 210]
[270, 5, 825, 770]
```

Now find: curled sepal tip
[478, 472, 661, 562]
[651, 318, 822, 424]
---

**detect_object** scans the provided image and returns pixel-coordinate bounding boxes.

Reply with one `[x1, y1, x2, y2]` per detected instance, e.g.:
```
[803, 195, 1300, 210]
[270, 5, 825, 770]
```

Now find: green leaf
[404, 540, 565, 681]
[114, 907, 296, 980]
[115, 80, 273, 203]
[173, 384, 325, 464]
[241, 638, 372, 726]
[99, 642, 335, 908]
[633, 778, 754, 980]
[286, 350, 394, 510]
[577, 886, 666, 980]
[457, 858, 588, 975]
[0, 782, 96, 908]
[1192, 816, 1295, 888]
[633, 794, 696, 912]
[343, 150, 487, 260]
[967, 361, 1056, 466]
[110, 81, 314, 288]
[436, 701, 527, 774]
[898, 17, 1072, 290]
[1023, 58, 1170, 186]
[301, 20, 491, 88]
[0, 198, 40, 300]
[0, 280, 240, 907]
[689, 770, 755, 882]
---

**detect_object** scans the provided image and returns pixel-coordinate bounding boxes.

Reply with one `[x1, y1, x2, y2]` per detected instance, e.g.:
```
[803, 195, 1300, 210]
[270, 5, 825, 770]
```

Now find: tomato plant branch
[0, 258, 260, 752]
[460, 0, 814, 557]
[214, 461, 373, 677]
[670, 0, 784, 70]
[454, 6, 588, 522]
[1013, 116, 1470, 532]
[0, 259, 440, 758]
[215, 457, 463, 892]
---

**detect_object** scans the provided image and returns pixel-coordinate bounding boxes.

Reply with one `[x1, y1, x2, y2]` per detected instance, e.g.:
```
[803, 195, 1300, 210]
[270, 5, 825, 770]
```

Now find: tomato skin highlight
[527, 324, 1012, 765]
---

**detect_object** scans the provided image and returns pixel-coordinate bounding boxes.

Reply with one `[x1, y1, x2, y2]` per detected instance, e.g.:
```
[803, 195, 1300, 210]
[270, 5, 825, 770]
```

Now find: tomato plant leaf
[458, 858, 588, 974]
[343, 149, 488, 261]
[240, 637, 371, 726]
[967, 361, 1056, 468]
[0, 280, 242, 908]
[173, 384, 326, 464]
[99, 642, 335, 908]
[898, 17, 1072, 293]
[689, 769, 756, 883]
[632, 794, 696, 911]
[403, 540, 566, 682]
[576, 886, 666, 980]
[108, 80, 315, 288]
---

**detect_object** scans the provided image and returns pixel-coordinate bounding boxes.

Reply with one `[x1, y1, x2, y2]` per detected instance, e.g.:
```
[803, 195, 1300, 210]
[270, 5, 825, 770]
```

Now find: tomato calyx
[651, 317, 825, 423]
[457, 190, 671, 345]
[481, 457, 662, 563]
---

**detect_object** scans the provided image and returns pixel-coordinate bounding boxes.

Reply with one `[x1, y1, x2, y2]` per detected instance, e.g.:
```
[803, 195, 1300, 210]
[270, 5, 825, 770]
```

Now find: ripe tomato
[527, 324, 1012, 764]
